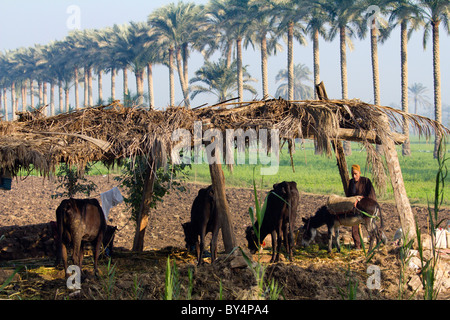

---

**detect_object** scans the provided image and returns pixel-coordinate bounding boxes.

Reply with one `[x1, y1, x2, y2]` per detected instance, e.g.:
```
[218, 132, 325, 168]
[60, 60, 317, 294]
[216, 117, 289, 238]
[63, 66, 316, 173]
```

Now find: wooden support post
[381, 119, 416, 242]
[132, 157, 156, 252]
[332, 140, 350, 196]
[209, 162, 236, 253]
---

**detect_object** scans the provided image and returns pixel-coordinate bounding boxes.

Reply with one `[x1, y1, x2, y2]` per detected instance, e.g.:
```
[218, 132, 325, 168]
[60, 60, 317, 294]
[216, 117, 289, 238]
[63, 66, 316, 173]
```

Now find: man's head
[351, 164, 361, 182]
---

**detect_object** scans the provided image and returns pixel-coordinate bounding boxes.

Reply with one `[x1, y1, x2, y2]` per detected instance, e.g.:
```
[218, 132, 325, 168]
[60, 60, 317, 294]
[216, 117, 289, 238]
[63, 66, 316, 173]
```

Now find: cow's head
[300, 217, 316, 247]
[245, 226, 258, 254]
[182, 222, 197, 251]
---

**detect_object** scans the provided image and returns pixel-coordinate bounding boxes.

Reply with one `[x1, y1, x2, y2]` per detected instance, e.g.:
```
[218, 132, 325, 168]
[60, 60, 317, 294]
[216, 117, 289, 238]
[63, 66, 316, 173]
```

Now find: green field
[184, 136, 449, 207]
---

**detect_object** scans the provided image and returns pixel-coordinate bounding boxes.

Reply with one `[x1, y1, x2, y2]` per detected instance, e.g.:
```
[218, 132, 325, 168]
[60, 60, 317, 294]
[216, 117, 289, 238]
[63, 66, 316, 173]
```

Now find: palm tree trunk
[50, 81, 55, 117]
[123, 67, 128, 103]
[11, 83, 16, 121]
[288, 21, 294, 101]
[38, 80, 43, 107]
[237, 37, 244, 102]
[431, 21, 442, 159]
[65, 88, 70, 112]
[261, 35, 269, 98]
[98, 70, 103, 105]
[84, 68, 88, 107]
[59, 81, 64, 114]
[176, 47, 190, 107]
[370, 25, 380, 106]
[147, 63, 154, 108]
[182, 42, 189, 87]
[135, 69, 144, 106]
[313, 29, 320, 99]
[339, 26, 348, 100]
[74, 68, 79, 110]
[340, 26, 351, 155]
[169, 47, 175, 106]
[88, 67, 93, 107]
[21, 82, 26, 112]
[42, 82, 47, 107]
[111, 67, 116, 102]
[3, 88, 7, 120]
[29, 79, 34, 109]
[226, 40, 233, 68]
[400, 21, 411, 156]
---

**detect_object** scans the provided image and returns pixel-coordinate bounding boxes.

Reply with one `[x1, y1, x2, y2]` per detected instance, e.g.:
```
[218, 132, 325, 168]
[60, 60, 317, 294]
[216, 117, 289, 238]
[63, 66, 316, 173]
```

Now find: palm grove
[0, 0, 448, 156]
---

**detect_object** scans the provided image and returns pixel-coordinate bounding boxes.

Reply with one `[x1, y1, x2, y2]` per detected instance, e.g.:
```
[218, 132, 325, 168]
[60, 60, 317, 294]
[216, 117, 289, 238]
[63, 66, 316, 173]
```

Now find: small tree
[52, 163, 98, 199]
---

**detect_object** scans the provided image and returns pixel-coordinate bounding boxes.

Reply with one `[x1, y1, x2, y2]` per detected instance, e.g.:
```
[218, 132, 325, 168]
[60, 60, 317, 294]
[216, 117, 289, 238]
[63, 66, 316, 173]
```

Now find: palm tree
[326, 0, 365, 155]
[408, 82, 432, 115]
[326, 0, 365, 100]
[245, 0, 282, 98]
[419, 0, 449, 158]
[303, 0, 330, 98]
[362, 0, 391, 107]
[387, 0, 424, 156]
[275, 63, 314, 100]
[275, 0, 308, 101]
[149, 2, 207, 107]
[205, 0, 235, 67]
[189, 58, 257, 102]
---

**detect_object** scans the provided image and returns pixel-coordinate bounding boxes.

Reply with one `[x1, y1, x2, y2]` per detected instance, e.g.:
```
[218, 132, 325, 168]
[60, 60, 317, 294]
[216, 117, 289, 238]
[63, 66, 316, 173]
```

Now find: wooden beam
[380, 115, 416, 242]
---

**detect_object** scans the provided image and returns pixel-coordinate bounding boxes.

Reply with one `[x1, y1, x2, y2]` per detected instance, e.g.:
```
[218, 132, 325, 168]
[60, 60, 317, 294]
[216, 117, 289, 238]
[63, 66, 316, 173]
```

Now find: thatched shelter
[1, 96, 448, 250]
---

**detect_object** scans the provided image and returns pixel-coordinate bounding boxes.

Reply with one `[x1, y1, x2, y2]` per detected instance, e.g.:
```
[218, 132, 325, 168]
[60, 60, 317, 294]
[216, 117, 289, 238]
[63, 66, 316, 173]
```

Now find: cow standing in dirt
[55, 198, 106, 276]
[182, 185, 220, 265]
[246, 181, 300, 262]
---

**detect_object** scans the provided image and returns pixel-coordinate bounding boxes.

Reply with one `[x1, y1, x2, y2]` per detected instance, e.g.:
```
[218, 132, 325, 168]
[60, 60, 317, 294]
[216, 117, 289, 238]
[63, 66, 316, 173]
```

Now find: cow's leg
[210, 224, 220, 263]
[275, 229, 283, 262]
[61, 242, 69, 274]
[72, 238, 82, 272]
[327, 226, 333, 253]
[270, 231, 277, 263]
[335, 227, 341, 253]
[282, 222, 292, 261]
[93, 236, 103, 276]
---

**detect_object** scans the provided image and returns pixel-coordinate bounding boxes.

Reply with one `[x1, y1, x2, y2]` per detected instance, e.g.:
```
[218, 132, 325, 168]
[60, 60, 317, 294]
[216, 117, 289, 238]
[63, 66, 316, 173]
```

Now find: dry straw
[0, 98, 448, 181]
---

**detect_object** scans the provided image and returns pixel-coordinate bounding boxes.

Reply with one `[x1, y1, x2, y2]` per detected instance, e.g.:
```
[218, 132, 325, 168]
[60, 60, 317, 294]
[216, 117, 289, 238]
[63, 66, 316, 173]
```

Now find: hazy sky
[0, 0, 448, 114]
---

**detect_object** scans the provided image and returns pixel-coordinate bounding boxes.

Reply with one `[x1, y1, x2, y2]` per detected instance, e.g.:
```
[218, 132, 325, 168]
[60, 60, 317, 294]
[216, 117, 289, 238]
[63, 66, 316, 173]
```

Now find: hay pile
[0, 98, 448, 179]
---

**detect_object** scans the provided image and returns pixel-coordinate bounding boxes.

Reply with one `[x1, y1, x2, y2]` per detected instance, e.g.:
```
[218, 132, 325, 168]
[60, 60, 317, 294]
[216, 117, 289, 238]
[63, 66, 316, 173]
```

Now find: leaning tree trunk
[236, 37, 244, 102]
[432, 21, 442, 159]
[132, 158, 157, 252]
[400, 21, 411, 156]
[380, 114, 416, 243]
[287, 21, 294, 101]
[339, 26, 351, 156]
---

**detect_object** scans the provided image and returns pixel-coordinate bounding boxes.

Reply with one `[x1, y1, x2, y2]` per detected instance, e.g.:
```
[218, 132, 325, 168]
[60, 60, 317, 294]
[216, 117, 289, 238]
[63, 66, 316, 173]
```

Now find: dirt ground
[0, 174, 449, 300]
